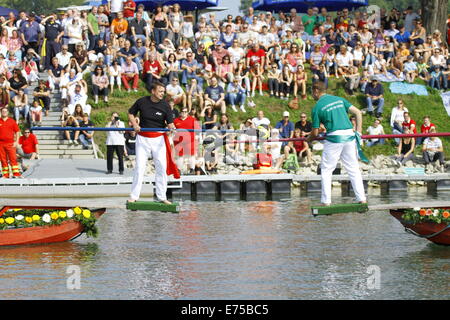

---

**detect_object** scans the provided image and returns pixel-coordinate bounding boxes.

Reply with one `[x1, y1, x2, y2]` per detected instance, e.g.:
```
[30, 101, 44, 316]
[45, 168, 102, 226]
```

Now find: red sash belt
[138, 132, 180, 179]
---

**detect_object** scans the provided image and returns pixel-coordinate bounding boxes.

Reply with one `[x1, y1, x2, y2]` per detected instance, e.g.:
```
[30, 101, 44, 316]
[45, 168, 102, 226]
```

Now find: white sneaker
[231, 105, 237, 112]
[133, 89, 138, 93]
[240, 105, 246, 112]
[69, 140, 74, 145]
[251, 92, 255, 97]
[73, 140, 79, 145]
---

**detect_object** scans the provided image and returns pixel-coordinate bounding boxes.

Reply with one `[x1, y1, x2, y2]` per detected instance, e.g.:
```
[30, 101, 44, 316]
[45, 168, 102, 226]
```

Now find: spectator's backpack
[283, 154, 300, 172]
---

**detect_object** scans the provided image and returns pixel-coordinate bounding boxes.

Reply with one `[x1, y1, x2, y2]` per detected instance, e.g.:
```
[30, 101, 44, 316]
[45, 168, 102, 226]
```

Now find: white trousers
[321, 140, 366, 204]
[130, 135, 168, 201]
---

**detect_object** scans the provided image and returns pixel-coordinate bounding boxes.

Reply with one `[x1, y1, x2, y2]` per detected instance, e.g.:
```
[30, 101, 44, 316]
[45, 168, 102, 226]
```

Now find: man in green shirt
[87, 6, 100, 51]
[302, 8, 317, 35]
[307, 82, 367, 206]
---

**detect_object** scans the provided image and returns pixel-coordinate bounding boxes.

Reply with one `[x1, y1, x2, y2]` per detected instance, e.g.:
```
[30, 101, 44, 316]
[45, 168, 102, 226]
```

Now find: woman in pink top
[8, 30, 22, 60]
[217, 55, 234, 84]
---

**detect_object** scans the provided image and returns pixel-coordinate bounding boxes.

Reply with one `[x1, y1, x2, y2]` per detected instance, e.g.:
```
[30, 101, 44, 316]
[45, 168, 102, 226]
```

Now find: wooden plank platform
[126, 201, 180, 213]
[311, 203, 369, 216]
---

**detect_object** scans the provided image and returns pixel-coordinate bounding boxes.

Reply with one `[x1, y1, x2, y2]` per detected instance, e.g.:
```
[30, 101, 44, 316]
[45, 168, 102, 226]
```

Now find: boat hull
[0, 206, 105, 246]
[390, 209, 450, 245]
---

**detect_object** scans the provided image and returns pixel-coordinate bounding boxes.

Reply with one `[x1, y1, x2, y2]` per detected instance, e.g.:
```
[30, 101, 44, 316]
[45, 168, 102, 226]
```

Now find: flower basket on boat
[390, 207, 450, 245]
[0, 206, 106, 246]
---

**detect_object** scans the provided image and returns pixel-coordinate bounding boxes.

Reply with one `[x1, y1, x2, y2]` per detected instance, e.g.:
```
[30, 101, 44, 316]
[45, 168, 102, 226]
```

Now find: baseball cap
[283, 111, 289, 117]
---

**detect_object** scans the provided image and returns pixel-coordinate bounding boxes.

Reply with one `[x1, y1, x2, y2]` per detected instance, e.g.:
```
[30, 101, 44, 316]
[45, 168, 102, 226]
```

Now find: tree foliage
[0, 0, 86, 14]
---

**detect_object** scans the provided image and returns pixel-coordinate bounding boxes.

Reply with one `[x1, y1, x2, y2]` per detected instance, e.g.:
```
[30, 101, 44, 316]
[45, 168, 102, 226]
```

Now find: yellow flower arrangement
[0, 218, 4, 224]
[51, 212, 59, 220]
[5, 217, 15, 224]
[25, 217, 33, 223]
[59, 211, 67, 219]
[32, 215, 40, 221]
[82, 210, 91, 219]
[74, 207, 82, 215]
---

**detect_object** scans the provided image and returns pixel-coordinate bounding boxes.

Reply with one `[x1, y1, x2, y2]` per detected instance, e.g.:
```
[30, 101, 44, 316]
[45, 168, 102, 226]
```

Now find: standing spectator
[66, 16, 83, 53]
[422, 127, 445, 167]
[121, 56, 139, 92]
[204, 76, 226, 115]
[0, 87, 9, 110]
[108, 0, 123, 20]
[129, 11, 148, 45]
[123, 0, 136, 21]
[365, 78, 384, 117]
[0, 107, 21, 178]
[92, 66, 109, 104]
[366, 118, 385, 147]
[168, 3, 183, 47]
[41, 13, 64, 70]
[87, 7, 100, 51]
[105, 112, 125, 174]
[152, 5, 169, 46]
[17, 129, 39, 160]
[111, 11, 129, 38]
[33, 80, 51, 117]
[79, 113, 94, 149]
[275, 111, 295, 147]
[20, 13, 41, 54]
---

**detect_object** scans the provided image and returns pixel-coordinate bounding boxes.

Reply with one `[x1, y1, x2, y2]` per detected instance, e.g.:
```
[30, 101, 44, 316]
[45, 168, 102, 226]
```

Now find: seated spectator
[402, 112, 417, 134]
[200, 104, 217, 131]
[365, 78, 384, 117]
[390, 99, 409, 145]
[366, 118, 385, 147]
[312, 63, 328, 89]
[429, 65, 447, 90]
[226, 77, 246, 113]
[343, 66, 360, 96]
[8, 68, 28, 99]
[422, 127, 445, 167]
[48, 57, 65, 92]
[121, 56, 139, 92]
[294, 112, 312, 136]
[0, 86, 9, 109]
[395, 127, 415, 165]
[181, 51, 202, 87]
[68, 83, 89, 115]
[403, 55, 417, 83]
[60, 68, 82, 104]
[293, 64, 308, 99]
[142, 52, 163, 87]
[418, 115, 436, 145]
[204, 76, 226, 115]
[17, 129, 39, 161]
[79, 113, 94, 149]
[30, 99, 42, 126]
[108, 60, 122, 93]
[22, 50, 40, 84]
[335, 45, 354, 77]
[12, 88, 29, 124]
[186, 78, 203, 112]
[275, 111, 295, 147]
[267, 62, 281, 98]
[282, 128, 312, 164]
[163, 53, 180, 84]
[92, 65, 109, 104]
[73, 43, 89, 71]
[55, 45, 72, 69]
[117, 39, 141, 72]
[279, 64, 293, 100]
[252, 110, 270, 129]
[33, 80, 51, 117]
[166, 77, 186, 108]
[63, 115, 80, 145]
[217, 55, 234, 86]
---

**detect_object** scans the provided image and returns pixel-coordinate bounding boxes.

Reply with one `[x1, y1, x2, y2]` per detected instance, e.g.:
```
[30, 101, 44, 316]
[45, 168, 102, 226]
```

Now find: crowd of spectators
[0, 3, 449, 175]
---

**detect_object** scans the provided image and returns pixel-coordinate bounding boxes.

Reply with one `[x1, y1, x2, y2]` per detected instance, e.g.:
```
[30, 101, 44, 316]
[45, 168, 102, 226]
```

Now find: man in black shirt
[41, 13, 64, 70]
[128, 81, 180, 205]
[294, 113, 312, 136]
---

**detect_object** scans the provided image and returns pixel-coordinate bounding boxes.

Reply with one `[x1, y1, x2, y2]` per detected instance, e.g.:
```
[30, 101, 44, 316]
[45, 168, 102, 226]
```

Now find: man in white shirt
[252, 110, 271, 128]
[108, 0, 123, 20]
[237, 23, 255, 46]
[336, 45, 354, 76]
[67, 84, 88, 114]
[258, 25, 276, 50]
[55, 45, 72, 68]
[366, 118, 385, 147]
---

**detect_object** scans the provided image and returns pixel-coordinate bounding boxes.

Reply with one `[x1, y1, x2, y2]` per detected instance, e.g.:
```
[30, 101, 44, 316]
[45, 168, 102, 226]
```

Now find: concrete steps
[31, 72, 96, 160]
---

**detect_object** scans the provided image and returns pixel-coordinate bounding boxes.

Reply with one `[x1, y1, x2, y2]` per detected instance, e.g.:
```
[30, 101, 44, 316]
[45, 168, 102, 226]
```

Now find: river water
[0, 191, 449, 300]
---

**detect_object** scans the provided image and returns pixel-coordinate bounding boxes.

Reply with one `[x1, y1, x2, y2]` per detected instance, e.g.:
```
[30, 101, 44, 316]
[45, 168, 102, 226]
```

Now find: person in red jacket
[0, 108, 21, 178]
[18, 129, 39, 160]
[418, 115, 436, 145]
[173, 107, 200, 174]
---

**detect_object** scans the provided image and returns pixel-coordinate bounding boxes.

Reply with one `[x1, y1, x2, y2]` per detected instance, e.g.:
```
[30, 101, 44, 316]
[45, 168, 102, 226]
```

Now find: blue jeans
[226, 92, 246, 106]
[14, 105, 30, 122]
[366, 138, 385, 147]
[367, 97, 384, 114]
[181, 70, 203, 87]
[79, 133, 92, 147]
[154, 28, 167, 46]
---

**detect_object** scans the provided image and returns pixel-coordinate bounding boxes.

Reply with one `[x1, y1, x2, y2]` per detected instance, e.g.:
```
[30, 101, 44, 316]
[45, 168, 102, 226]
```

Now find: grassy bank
[88, 73, 448, 159]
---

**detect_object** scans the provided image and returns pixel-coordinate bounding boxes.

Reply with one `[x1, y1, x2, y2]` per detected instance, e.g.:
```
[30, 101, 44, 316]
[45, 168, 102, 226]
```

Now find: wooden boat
[390, 209, 450, 245]
[0, 206, 106, 246]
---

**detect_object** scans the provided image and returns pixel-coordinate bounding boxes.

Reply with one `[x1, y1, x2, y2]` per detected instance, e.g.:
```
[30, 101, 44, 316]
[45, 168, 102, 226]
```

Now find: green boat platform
[311, 203, 368, 216]
[126, 201, 180, 213]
